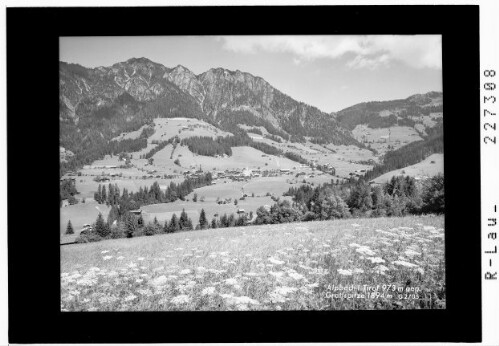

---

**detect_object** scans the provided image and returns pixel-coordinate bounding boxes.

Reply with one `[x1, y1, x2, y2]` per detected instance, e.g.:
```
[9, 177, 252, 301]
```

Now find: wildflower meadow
[61, 215, 445, 311]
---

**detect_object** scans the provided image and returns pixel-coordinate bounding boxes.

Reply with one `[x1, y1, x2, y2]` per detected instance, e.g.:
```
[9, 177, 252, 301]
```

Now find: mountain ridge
[59, 57, 442, 177]
[60, 57, 357, 144]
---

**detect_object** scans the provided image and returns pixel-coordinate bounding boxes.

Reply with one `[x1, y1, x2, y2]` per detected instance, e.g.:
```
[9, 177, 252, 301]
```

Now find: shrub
[76, 231, 102, 243]
[422, 174, 444, 214]
[110, 222, 126, 239]
[144, 223, 157, 236]
[68, 195, 79, 205]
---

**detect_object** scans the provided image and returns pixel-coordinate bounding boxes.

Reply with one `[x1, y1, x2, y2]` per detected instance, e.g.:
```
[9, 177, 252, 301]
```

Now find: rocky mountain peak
[163, 64, 205, 105]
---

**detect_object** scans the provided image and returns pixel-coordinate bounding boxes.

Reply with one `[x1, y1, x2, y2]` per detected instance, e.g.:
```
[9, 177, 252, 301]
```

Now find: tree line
[282, 174, 444, 221]
[94, 173, 213, 211]
[178, 132, 310, 167]
[71, 173, 444, 244]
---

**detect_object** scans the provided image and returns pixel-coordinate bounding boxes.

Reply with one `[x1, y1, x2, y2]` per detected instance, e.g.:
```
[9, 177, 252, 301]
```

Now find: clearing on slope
[370, 153, 443, 184]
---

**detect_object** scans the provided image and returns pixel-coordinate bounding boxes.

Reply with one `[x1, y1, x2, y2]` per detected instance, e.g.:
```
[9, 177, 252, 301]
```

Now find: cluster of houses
[83, 164, 119, 169]
[349, 169, 367, 178]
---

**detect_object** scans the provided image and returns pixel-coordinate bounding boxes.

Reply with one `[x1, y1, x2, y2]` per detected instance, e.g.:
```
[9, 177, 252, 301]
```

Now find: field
[61, 215, 445, 311]
[60, 201, 112, 242]
[352, 125, 423, 156]
[61, 174, 330, 244]
[371, 153, 443, 184]
[140, 196, 291, 225]
[249, 133, 377, 178]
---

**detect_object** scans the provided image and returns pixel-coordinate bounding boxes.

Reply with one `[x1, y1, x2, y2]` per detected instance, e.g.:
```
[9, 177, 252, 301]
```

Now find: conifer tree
[168, 213, 180, 233]
[179, 208, 189, 230]
[199, 209, 208, 229]
[220, 214, 228, 228]
[95, 213, 110, 238]
[97, 184, 102, 203]
[186, 217, 194, 230]
[65, 220, 74, 235]
[108, 184, 114, 205]
[101, 185, 107, 204]
[125, 214, 137, 238]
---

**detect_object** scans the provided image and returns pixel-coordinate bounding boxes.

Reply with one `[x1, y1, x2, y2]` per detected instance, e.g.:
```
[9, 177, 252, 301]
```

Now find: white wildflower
[151, 275, 168, 286]
[171, 295, 191, 305]
[288, 272, 305, 280]
[274, 286, 297, 296]
[225, 278, 238, 285]
[201, 287, 216, 296]
[374, 265, 390, 274]
[392, 260, 418, 268]
[338, 269, 353, 276]
[368, 257, 385, 264]
[269, 271, 285, 278]
[124, 294, 137, 302]
[268, 257, 285, 265]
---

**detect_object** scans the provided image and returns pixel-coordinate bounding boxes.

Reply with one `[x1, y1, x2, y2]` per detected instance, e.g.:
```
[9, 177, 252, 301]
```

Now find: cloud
[217, 35, 441, 70]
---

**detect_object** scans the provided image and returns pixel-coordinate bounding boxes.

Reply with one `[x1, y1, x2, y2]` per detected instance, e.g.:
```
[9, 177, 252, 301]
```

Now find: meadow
[60, 200, 111, 237]
[351, 125, 423, 156]
[371, 153, 444, 184]
[61, 215, 445, 311]
[140, 195, 293, 225]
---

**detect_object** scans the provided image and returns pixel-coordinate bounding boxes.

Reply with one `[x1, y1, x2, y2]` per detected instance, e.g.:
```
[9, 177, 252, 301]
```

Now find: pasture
[140, 195, 290, 225]
[169, 146, 299, 171]
[61, 215, 445, 311]
[148, 118, 232, 142]
[371, 154, 443, 184]
[60, 200, 111, 237]
[352, 125, 423, 155]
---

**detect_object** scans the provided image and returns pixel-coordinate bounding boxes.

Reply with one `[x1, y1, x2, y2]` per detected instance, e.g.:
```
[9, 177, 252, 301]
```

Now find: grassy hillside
[61, 215, 445, 311]
[60, 200, 111, 238]
[371, 154, 443, 184]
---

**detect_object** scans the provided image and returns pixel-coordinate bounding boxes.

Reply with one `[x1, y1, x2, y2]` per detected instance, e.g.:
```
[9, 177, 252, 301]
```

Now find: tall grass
[61, 215, 445, 311]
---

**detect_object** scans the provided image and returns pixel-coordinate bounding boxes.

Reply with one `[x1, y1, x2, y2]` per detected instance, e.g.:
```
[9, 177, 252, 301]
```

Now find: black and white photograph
[6, 3, 489, 344]
[59, 35, 446, 312]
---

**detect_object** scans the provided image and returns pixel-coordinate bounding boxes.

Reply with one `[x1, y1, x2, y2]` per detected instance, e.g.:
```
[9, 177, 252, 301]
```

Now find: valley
[58, 31, 445, 313]
[60, 58, 444, 248]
